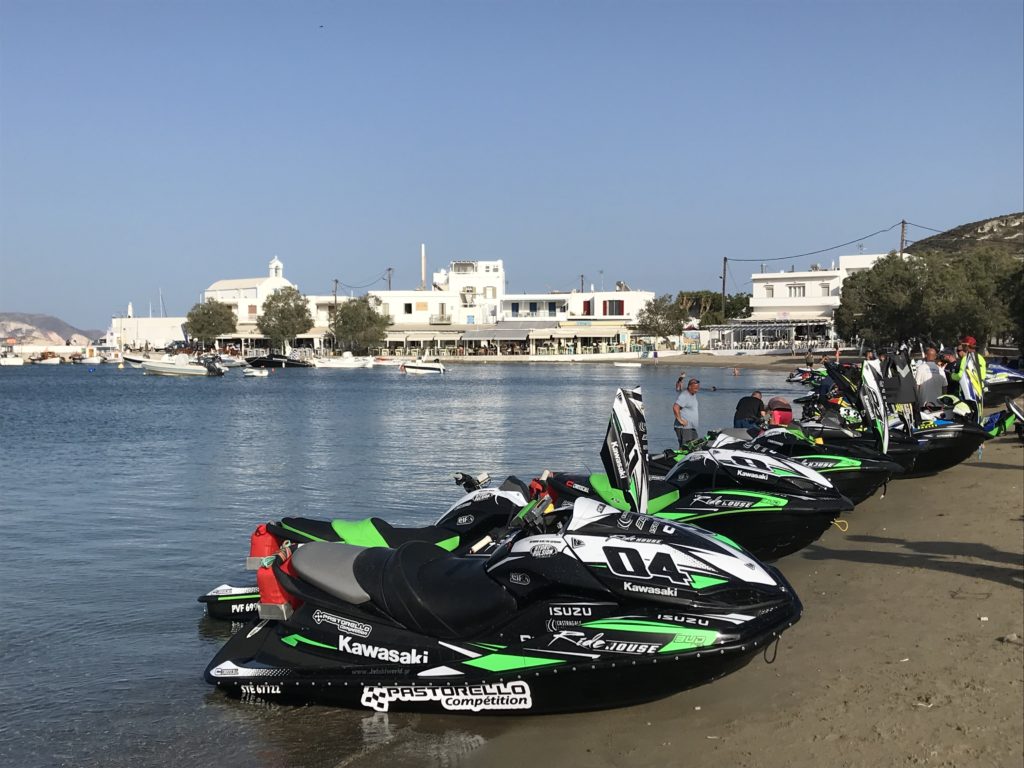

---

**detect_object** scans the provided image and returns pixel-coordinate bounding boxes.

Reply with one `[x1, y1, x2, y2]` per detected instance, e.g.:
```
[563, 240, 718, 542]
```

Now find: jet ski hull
[206, 599, 801, 714]
[901, 423, 990, 477]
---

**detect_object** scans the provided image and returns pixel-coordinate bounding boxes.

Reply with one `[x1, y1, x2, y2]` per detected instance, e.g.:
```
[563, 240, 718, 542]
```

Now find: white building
[368, 258, 654, 355]
[708, 253, 884, 352]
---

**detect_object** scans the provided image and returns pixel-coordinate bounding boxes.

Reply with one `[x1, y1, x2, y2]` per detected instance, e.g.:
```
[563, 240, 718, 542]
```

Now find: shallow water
[0, 362, 802, 767]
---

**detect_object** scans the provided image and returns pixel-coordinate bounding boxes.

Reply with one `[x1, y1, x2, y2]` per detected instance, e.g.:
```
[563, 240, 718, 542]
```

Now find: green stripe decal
[690, 574, 729, 590]
[215, 593, 260, 601]
[648, 490, 681, 514]
[582, 618, 688, 633]
[470, 642, 507, 650]
[330, 519, 390, 548]
[659, 629, 720, 653]
[435, 535, 460, 552]
[463, 654, 565, 672]
[281, 634, 335, 650]
[580, 619, 719, 653]
[589, 473, 631, 511]
[280, 522, 327, 542]
[712, 533, 742, 551]
[801, 455, 861, 470]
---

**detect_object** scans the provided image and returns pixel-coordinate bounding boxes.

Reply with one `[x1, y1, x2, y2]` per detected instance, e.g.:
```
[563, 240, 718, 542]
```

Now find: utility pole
[599, 270, 604, 291]
[386, 267, 393, 291]
[720, 257, 728, 319]
[332, 279, 339, 351]
[899, 219, 907, 257]
[580, 274, 585, 292]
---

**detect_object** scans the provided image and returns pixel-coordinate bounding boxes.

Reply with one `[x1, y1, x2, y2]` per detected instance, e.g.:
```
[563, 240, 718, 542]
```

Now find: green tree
[184, 299, 237, 349]
[835, 248, 1019, 350]
[257, 287, 314, 352]
[634, 294, 686, 342]
[330, 295, 390, 354]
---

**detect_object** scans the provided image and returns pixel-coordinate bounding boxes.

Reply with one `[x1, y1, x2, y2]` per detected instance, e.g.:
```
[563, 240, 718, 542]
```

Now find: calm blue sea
[0, 362, 802, 768]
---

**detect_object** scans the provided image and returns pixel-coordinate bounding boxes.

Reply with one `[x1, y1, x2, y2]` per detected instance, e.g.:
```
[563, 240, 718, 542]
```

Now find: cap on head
[960, 335, 977, 348]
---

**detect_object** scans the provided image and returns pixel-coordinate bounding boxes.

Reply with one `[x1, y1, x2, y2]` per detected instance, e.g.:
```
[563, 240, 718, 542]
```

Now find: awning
[461, 328, 531, 341]
[531, 327, 623, 339]
[385, 331, 455, 342]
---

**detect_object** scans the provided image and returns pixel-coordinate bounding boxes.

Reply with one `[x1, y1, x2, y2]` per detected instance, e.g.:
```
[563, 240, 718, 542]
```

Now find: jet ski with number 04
[204, 493, 802, 714]
[539, 390, 854, 562]
[198, 473, 529, 621]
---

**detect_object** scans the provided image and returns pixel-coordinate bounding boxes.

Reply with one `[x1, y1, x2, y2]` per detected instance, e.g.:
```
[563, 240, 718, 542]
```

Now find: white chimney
[420, 243, 426, 290]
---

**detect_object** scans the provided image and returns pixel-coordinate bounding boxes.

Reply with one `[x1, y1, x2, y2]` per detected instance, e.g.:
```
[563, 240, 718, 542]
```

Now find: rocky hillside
[0, 313, 102, 346]
[906, 212, 1023, 258]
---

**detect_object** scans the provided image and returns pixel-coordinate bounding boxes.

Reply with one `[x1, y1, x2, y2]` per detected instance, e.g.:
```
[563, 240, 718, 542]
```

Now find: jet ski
[204, 495, 803, 714]
[650, 426, 905, 505]
[539, 391, 854, 562]
[199, 473, 529, 621]
[984, 364, 1024, 399]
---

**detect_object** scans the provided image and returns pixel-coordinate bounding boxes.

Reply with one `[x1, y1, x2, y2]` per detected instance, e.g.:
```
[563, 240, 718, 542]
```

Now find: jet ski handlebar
[453, 471, 491, 492]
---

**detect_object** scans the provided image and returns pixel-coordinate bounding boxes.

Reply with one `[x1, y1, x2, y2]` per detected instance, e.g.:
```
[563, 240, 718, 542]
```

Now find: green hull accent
[581, 618, 719, 652]
[464, 653, 565, 672]
[435, 535, 460, 552]
[330, 518, 389, 548]
[690, 573, 729, 590]
[215, 593, 259, 602]
[589, 472, 678, 514]
[801, 454, 862, 471]
[713, 490, 789, 508]
[281, 633, 335, 650]
[712, 532, 742, 551]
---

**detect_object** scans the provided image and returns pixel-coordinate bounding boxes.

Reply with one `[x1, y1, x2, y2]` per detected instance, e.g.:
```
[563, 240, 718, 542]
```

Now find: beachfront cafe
[705, 318, 838, 352]
[377, 322, 637, 357]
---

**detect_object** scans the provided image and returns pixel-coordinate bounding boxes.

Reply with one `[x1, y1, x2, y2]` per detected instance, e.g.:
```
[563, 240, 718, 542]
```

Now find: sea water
[0, 362, 802, 768]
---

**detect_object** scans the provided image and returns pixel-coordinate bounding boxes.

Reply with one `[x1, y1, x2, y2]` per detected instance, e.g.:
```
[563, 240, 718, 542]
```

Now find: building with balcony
[707, 253, 883, 352]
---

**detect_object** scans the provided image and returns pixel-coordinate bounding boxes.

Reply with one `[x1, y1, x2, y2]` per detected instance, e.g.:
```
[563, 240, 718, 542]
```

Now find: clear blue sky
[1, 0, 1021, 330]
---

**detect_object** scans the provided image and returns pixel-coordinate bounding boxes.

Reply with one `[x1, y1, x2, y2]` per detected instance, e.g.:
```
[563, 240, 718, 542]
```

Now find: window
[604, 300, 624, 316]
[484, 286, 496, 299]
[404, 303, 413, 315]
[547, 301, 556, 317]
[415, 302, 428, 312]
[511, 302, 519, 317]
[788, 284, 805, 298]
[529, 302, 538, 315]
[820, 283, 831, 297]
[765, 285, 774, 299]
[248, 304, 258, 318]
[583, 300, 593, 316]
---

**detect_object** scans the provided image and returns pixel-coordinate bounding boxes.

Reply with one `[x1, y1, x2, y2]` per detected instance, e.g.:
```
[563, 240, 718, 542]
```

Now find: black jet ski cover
[599, 387, 649, 514]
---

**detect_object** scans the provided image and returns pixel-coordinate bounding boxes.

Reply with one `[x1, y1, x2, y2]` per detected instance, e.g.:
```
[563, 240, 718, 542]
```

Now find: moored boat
[141, 354, 227, 377]
[400, 359, 446, 374]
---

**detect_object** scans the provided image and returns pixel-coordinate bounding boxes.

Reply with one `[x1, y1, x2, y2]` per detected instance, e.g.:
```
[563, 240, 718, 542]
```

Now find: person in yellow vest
[950, 336, 987, 420]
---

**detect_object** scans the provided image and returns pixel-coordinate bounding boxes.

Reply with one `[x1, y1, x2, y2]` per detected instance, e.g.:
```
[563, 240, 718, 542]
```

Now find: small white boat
[141, 354, 226, 377]
[399, 359, 446, 375]
[373, 356, 405, 367]
[613, 362, 642, 368]
[314, 351, 375, 369]
[218, 354, 249, 368]
[0, 353, 24, 367]
[243, 367, 270, 378]
[32, 354, 62, 365]
[80, 356, 103, 365]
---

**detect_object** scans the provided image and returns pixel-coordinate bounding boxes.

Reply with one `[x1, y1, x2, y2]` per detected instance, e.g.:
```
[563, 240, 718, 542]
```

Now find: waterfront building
[707, 254, 883, 352]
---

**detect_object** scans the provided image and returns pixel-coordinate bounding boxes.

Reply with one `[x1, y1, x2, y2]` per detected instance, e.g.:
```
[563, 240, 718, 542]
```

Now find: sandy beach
[448, 433, 1023, 768]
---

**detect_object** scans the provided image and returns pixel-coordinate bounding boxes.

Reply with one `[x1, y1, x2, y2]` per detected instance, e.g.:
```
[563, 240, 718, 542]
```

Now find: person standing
[733, 391, 765, 430]
[673, 378, 701, 445]
[950, 336, 987, 420]
[914, 346, 945, 407]
[674, 370, 687, 392]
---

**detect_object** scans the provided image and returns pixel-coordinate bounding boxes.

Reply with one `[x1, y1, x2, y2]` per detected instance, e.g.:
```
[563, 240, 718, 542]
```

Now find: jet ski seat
[354, 542, 518, 639]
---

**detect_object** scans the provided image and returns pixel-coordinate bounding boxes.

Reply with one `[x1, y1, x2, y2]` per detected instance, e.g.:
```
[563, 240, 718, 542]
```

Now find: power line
[337, 271, 390, 291]
[727, 222, 902, 262]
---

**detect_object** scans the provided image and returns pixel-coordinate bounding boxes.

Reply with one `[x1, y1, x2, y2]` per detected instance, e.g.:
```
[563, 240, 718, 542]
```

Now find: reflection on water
[0, 363, 801, 767]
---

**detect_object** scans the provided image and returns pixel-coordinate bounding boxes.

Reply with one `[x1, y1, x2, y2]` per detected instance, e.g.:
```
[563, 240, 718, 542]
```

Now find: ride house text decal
[360, 681, 532, 712]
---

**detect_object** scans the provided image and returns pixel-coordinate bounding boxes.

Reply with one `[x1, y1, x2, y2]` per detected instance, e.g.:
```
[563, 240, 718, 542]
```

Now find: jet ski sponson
[204, 497, 802, 714]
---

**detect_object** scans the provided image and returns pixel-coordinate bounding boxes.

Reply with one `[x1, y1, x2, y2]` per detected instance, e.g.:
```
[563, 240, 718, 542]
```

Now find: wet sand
[457, 434, 1024, 768]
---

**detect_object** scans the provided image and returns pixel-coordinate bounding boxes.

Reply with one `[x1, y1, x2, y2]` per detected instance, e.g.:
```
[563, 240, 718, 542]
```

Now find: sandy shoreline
[442, 435, 1023, 768]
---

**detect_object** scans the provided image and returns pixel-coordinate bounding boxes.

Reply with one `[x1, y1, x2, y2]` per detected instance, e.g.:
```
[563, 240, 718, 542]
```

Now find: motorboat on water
[0, 353, 24, 367]
[373, 356, 406, 367]
[242, 368, 270, 378]
[613, 361, 642, 368]
[314, 351, 374, 369]
[31, 353, 62, 365]
[217, 354, 249, 368]
[400, 358, 446, 374]
[141, 354, 227, 377]
[246, 353, 315, 369]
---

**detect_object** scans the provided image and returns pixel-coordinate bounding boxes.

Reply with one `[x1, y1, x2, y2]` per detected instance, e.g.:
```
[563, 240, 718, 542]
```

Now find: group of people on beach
[670, 370, 786, 447]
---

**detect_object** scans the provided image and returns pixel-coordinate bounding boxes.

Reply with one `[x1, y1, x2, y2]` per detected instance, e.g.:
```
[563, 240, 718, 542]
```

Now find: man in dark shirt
[733, 391, 765, 429]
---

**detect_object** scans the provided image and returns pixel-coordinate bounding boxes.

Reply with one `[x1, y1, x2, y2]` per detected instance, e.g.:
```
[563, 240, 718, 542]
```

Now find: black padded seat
[354, 541, 517, 639]
[290, 543, 372, 605]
